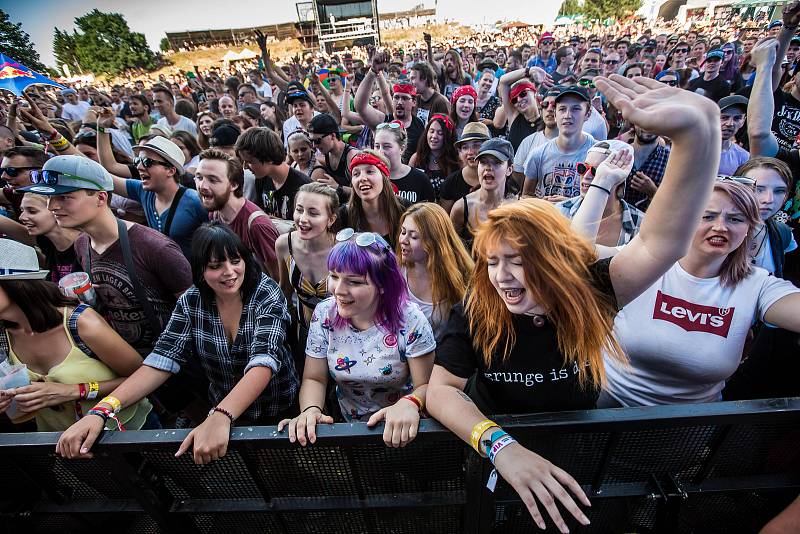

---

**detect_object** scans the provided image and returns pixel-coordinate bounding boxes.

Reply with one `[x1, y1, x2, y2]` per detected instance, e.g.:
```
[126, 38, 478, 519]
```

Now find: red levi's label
[652, 291, 735, 338]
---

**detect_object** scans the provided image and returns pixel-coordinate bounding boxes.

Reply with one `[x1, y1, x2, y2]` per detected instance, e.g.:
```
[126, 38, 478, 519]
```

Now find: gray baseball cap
[476, 138, 514, 162]
[18, 155, 114, 195]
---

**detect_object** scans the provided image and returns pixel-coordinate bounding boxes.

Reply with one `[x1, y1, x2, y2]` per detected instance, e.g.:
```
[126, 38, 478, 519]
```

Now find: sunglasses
[335, 228, 391, 250]
[134, 156, 173, 169]
[662, 79, 679, 86]
[511, 90, 531, 104]
[0, 166, 37, 178]
[309, 136, 326, 145]
[604, 60, 619, 65]
[716, 175, 756, 189]
[578, 79, 596, 88]
[675, 48, 689, 53]
[576, 162, 597, 176]
[377, 122, 402, 130]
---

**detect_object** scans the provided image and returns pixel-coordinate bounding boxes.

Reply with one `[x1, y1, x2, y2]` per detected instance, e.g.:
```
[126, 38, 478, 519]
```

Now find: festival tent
[237, 48, 258, 60]
[220, 50, 240, 62]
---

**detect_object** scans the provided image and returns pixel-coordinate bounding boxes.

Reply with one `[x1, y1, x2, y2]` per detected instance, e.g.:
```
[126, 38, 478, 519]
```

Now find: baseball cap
[18, 155, 114, 195]
[309, 113, 340, 136]
[718, 95, 749, 113]
[540, 32, 554, 43]
[769, 20, 783, 29]
[555, 85, 590, 103]
[645, 39, 657, 49]
[476, 138, 514, 162]
[706, 49, 725, 61]
[455, 122, 490, 146]
[285, 81, 315, 106]
[148, 123, 173, 138]
[133, 136, 186, 173]
[0, 239, 49, 280]
[791, 36, 800, 45]
[209, 123, 242, 148]
[61, 88, 77, 96]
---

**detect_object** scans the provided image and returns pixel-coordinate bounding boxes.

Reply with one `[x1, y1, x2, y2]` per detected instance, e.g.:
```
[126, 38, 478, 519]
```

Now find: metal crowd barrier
[0, 398, 798, 533]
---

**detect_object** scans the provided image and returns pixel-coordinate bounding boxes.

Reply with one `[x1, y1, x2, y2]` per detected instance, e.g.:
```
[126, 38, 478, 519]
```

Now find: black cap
[718, 95, 749, 113]
[209, 123, 242, 147]
[477, 58, 499, 72]
[309, 113, 340, 136]
[645, 39, 657, 48]
[476, 138, 514, 162]
[555, 85, 590, 103]
[285, 81, 315, 106]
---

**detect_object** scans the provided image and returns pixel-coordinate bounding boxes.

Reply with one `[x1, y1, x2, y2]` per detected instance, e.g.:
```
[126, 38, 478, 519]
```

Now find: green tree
[53, 28, 82, 75]
[583, 0, 642, 20]
[159, 37, 172, 52]
[0, 9, 46, 72]
[61, 9, 156, 76]
[558, 0, 583, 17]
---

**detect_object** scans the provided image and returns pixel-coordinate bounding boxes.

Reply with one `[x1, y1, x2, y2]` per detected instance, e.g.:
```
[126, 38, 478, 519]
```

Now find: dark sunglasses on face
[310, 136, 325, 145]
[675, 48, 689, 53]
[576, 162, 596, 176]
[134, 156, 173, 169]
[0, 166, 37, 177]
[662, 79, 679, 86]
[511, 90, 530, 104]
[604, 59, 618, 65]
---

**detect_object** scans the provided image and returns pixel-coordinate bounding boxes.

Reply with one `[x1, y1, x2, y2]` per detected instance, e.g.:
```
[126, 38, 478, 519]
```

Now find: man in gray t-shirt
[522, 86, 595, 200]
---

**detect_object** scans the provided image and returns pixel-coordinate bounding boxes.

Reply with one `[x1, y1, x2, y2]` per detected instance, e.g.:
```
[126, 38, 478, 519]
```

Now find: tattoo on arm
[456, 390, 474, 404]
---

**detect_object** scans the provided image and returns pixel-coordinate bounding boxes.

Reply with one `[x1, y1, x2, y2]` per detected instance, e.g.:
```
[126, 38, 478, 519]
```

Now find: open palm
[594, 149, 632, 188]
[595, 75, 718, 139]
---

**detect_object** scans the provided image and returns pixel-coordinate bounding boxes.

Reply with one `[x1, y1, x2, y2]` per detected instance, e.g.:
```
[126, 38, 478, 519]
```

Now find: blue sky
[2, 0, 562, 67]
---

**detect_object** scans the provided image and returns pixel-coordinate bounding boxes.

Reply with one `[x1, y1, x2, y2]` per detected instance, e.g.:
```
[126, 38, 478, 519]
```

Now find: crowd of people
[4, 5, 800, 530]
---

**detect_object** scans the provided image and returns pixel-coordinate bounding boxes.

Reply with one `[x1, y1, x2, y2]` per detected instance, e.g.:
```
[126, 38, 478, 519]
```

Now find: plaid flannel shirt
[557, 197, 645, 246]
[144, 274, 298, 421]
[624, 144, 671, 210]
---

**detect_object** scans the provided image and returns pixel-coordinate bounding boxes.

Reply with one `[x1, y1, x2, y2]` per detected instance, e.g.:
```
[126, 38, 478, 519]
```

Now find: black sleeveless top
[324, 144, 355, 187]
[507, 113, 541, 152]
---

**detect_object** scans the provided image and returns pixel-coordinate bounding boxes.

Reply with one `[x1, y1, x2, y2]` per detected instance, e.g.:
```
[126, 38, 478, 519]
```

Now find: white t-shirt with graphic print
[306, 297, 436, 421]
[605, 262, 799, 407]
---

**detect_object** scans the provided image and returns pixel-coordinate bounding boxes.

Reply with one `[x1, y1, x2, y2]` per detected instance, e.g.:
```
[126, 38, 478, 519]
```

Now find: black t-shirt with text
[37, 235, 81, 284]
[392, 167, 436, 204]
[435, 258, 616, 416]
[772, 90, 800, 152]
[253, 167, 312, 220]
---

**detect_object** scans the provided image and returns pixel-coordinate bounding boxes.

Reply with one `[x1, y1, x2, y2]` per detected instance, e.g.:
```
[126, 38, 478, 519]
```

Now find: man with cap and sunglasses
[355, 51, 424, 164]
[688, 49, 732, 103]
[106, 136, 207, 258]
[18, 155, 192, 357]
[718, 95, 750, 175]
[527, 32, 557, 74]
[308, 113, 357, 201]
[282, 81, 319, 150]
[522, 85, 596, 200]
[1, 147, 48, 217]
[512, 87, 560, 185]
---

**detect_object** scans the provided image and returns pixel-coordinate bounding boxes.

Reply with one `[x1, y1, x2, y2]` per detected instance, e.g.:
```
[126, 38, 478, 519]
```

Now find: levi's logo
[652, 291, 734, 337]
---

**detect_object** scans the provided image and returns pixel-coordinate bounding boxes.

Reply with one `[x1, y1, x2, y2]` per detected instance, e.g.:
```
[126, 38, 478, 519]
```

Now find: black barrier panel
[0, 399, 798, 533]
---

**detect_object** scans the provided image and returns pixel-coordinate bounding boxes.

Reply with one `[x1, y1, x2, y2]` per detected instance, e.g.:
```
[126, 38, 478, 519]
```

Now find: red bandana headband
[349, 152, 390, 178]
[429, 113, 455, 132]
[392, 83, 417, 97]
[451, 85, 477, 105]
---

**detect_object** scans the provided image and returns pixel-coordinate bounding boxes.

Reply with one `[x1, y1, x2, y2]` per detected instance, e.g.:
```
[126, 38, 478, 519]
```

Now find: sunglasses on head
[377, 122, 402, 130]
[716, 175, 756, 189]
[578, 79, 596, 88]
[576, 162, 597, 176]
[134, 156, 173, 169]
[335, 228, 391, 250]
[0, 166, 37, 178]
[30, 170, 104, 191]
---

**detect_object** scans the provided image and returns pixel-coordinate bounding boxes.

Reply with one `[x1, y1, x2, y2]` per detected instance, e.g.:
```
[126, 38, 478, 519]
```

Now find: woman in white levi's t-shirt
[396, 203, 474, 341]
[278, 230, 436, 448]
[577, 180, 800, 407]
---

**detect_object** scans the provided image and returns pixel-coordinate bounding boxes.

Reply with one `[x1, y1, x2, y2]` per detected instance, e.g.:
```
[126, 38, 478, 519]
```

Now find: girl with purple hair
[278, 229, 436, 448]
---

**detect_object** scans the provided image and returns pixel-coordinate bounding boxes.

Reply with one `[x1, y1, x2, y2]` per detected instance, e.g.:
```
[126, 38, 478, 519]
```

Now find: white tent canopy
[220, 50, 240, 62]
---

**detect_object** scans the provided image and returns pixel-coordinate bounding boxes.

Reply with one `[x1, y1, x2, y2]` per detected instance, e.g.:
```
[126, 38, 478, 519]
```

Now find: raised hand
[783, 0, 800, 26]
[593, 148, 633, 190]
[594, 75, 719, 142]
[18, 93, 56, 135]
[423, 32, 432, 44]
[369, 48, 389, 73]
[750, 38, 779, 68]
[254, 29, 268, 52]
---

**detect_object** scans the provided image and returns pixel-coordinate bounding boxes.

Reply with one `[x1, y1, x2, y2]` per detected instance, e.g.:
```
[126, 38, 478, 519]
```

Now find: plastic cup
[58, 272, 97, 306]
[1, 366, 34, 424]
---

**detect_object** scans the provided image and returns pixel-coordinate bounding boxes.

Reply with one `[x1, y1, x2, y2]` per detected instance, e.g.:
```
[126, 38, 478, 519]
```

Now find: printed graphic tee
[605, 262, 799, 406]
[306, 297, 436, 421]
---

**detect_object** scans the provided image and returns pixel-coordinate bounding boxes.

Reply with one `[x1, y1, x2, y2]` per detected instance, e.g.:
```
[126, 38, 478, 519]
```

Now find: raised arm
[309, 71, 342, 124]
[354, 51, 389, 130]
[497, 68, 528, 124]
[96, 108, 133, 181]
[774, 1, 800, 89]
[748, 39, 781, 157]
[255, 30, 290, 92]
[594, 75, 721, 307]
[424, 33, 443, 80]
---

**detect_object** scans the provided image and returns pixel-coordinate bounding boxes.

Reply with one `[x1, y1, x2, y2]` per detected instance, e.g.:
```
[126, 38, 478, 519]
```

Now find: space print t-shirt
[305, 298, 436, 421]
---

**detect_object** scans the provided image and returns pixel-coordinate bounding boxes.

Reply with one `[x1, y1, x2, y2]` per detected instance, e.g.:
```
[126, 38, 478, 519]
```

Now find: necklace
[749, 225, 767, 264]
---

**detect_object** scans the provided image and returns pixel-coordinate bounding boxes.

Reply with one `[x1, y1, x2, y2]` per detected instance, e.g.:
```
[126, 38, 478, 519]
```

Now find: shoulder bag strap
[117, 219, 162, 336]
[161, 186, 186, 237]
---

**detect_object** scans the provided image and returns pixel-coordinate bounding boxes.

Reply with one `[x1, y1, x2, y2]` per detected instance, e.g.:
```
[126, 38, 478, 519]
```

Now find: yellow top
[6, 306, 151, 432]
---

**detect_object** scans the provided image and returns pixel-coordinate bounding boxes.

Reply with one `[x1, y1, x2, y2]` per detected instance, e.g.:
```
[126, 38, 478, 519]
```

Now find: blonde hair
[712, 181, 760, 287]
[398, 203, 474, 319]
[466, 199, 624, 388]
